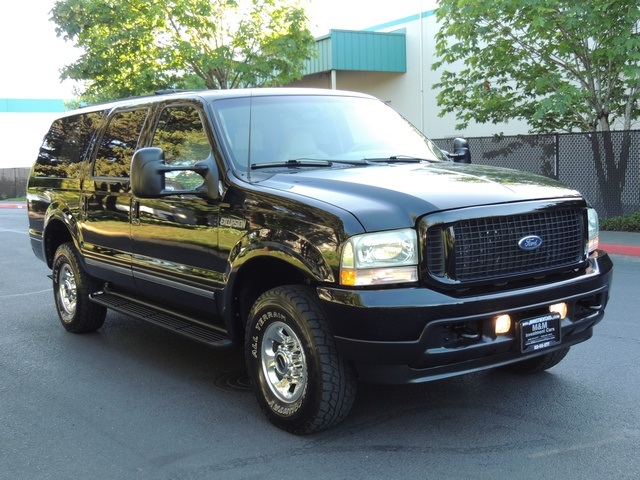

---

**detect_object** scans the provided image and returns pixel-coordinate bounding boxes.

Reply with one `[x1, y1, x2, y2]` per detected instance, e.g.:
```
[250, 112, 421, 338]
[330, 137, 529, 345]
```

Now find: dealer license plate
[519, 313, 561, 353]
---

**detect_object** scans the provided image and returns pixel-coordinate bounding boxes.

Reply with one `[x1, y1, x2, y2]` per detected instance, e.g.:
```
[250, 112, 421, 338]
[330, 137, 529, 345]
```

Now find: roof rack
[154, 89, 190, 95]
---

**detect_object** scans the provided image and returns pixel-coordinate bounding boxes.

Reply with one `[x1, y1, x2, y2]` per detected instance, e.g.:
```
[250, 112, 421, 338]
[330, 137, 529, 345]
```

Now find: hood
[258, 162, 582, 231]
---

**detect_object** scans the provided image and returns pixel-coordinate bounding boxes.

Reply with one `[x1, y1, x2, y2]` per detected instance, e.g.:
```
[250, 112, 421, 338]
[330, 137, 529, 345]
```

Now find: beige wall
[290, 12, 529, 140]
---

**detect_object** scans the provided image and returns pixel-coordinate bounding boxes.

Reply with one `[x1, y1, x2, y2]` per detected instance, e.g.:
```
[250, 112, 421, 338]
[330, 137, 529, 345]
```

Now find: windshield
[210, 94, 448, 171]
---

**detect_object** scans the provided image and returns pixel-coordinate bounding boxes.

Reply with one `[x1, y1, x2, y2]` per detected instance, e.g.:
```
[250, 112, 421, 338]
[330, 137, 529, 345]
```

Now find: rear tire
[52, 243, 106, 333]
[501, 347, 570, 374]
[245, 286, 357, 434]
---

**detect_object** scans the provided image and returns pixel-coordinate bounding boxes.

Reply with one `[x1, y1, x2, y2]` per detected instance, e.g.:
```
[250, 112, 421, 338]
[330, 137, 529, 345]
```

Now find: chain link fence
[0, 168, 29, 200]
[434, 130, 640, 218]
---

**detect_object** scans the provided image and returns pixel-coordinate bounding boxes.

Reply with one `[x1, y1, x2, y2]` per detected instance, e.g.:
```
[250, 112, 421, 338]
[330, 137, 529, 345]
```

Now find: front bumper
[317, 251, 613, 384]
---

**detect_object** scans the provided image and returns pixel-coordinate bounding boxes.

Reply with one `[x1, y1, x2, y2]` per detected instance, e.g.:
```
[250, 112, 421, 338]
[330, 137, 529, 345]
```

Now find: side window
[34, 112, 102, 178]
[152, 105, 211, 190]
[93, 109, 148, 178]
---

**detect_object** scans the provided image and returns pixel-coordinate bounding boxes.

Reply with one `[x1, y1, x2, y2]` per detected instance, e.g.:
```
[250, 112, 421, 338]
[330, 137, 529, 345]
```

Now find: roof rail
[154, 89, 189, 95]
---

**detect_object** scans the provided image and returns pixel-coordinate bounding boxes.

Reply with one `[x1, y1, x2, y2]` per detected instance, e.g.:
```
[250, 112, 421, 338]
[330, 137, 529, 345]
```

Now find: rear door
[130, 101, 225, 319]
[80, 107, 150, 290]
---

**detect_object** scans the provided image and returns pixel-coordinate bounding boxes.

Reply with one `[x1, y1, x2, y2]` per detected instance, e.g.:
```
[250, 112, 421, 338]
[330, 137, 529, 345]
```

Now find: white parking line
[0, 289, 50, 298]
[528, 435, 627, 458]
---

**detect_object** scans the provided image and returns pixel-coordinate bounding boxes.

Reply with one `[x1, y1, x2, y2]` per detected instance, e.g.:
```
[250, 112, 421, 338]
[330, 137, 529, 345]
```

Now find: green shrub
[600, 211, 640, 232]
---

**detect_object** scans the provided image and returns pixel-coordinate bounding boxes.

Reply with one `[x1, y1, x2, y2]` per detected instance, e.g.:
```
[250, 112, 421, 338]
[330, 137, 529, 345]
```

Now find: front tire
[501, 347, 570, 374]
[245, 286, 357, 434]
[52, 243, 106, 333]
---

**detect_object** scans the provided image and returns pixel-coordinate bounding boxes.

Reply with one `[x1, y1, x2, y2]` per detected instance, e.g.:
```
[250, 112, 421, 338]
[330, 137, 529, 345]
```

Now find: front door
[130, 102, 224, 320]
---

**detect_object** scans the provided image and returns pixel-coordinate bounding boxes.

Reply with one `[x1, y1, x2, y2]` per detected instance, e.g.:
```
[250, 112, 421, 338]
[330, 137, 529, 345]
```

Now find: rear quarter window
[34, 112, 103, 178]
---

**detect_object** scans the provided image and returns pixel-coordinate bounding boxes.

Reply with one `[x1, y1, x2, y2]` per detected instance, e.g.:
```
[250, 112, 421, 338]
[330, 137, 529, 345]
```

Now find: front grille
[423, 206, 585, 285]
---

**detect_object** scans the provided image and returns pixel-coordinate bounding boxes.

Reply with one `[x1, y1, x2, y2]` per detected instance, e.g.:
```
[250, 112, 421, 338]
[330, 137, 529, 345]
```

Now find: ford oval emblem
[518, 235, 543, 251]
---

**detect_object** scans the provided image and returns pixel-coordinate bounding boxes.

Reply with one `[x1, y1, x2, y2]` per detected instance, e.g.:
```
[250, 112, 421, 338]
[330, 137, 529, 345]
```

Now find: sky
[0, 1, 80, 99]
[0, 0, 426, 100]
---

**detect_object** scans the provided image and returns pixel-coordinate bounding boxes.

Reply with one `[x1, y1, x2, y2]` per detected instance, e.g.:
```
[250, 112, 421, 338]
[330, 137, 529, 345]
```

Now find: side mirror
[131, 147, 219, 200]
[447, 138, 471, 164]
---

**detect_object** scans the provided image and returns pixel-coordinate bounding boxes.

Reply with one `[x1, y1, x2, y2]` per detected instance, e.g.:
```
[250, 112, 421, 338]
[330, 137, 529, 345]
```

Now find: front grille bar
[421, 201, 586, 287]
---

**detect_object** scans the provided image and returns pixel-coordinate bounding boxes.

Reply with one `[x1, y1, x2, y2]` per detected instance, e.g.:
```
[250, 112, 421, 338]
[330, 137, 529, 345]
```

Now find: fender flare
[42, 202, 81, 267]
[220, 227, 338, 340]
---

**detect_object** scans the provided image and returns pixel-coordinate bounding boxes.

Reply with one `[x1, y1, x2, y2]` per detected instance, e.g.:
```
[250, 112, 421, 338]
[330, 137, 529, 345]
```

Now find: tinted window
[34, 112, 102, 178]
[152, 105, 211, 190]
[93, 109, 148, 178]
[212, 95, 447, 170]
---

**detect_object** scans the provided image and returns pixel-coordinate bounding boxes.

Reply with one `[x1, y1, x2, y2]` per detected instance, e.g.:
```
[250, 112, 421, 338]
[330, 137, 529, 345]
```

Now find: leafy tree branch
[51, 0, 315, 103]
[433, 0, 640, 134]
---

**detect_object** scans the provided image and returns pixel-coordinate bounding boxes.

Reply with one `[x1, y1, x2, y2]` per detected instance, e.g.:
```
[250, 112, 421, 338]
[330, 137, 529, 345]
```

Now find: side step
[90, 290, 234, 348]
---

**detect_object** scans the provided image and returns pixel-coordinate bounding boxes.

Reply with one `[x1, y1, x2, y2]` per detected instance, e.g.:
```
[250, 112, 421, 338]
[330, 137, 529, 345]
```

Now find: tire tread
[53, 243, 106, 333]
[246, 285, 357, 434]
[501, 347, 570, 374]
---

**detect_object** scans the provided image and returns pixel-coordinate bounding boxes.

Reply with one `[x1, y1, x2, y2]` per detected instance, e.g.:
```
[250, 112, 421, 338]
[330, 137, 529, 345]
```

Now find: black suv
[27, 88, 613, 434]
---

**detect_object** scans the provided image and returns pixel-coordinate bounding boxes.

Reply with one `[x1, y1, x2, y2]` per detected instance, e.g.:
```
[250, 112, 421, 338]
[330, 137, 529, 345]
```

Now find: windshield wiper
[250, 158, 372, 169]
[251, 159, 333, 170]
[363, 155, 439, 163]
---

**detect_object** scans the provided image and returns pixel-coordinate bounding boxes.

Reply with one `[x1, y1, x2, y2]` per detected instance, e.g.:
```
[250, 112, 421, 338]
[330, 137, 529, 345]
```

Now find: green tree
[51, 0, 315, 103]
[433, 0, 640, 216]
[433, 0, 639, 133]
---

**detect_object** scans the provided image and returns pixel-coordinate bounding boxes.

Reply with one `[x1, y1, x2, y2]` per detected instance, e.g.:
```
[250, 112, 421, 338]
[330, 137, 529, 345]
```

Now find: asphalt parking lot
[2, 207, 640, 480]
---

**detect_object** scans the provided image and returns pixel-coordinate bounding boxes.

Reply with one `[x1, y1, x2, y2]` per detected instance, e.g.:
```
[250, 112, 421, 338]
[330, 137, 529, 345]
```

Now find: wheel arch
[221, 228, 339, 343]
[223, 255, 315, 343]
[43, 216, 77, 269]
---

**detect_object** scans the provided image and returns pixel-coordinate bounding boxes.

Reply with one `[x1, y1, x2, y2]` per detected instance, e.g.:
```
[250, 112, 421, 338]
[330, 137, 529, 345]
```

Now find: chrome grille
[424, 207, 585, 284]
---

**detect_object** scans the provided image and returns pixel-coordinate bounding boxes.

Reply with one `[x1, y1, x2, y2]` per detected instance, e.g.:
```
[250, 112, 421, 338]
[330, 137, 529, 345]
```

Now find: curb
[600, 243, 640, 257]
[0, 203, 27, 209]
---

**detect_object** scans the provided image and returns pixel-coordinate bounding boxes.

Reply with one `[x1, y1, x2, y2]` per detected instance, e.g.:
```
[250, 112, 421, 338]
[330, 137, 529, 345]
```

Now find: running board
[90, 290, 234, 348]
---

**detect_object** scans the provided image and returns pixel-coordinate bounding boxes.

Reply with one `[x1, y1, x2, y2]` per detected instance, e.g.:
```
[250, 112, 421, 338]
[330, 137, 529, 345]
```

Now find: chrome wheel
[52, 243, 106, 333]
[261, 321, 307, 403]
[57, 263, 77, 322]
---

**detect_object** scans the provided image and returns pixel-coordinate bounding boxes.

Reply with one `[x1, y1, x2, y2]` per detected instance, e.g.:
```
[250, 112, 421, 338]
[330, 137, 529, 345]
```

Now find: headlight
[587, 208, 599, 254]
[340, 229, 419, 286]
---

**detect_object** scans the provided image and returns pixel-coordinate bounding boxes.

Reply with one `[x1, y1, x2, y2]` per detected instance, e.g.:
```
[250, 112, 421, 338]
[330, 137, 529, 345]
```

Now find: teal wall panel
[304, 30, 406, 75]
[0, 99, 66, 113]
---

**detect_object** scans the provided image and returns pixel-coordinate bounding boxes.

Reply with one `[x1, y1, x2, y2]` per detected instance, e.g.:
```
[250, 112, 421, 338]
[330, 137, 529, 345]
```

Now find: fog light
[549, 302, 568, 319]
[495, 314, 511, 335]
